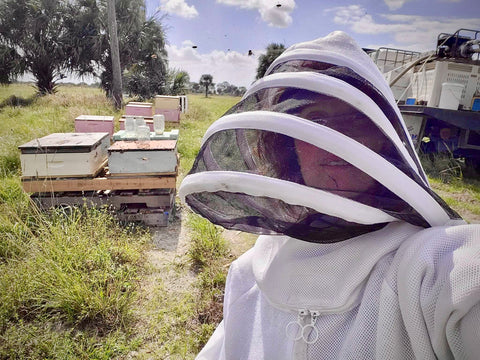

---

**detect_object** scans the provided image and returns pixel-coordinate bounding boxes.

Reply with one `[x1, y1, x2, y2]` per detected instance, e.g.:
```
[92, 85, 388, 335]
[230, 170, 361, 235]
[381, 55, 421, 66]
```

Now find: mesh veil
[179, 32, 460, 243]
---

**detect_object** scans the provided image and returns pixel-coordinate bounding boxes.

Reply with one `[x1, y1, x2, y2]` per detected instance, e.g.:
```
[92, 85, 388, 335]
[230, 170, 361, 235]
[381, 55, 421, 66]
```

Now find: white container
[438, 82, 464, 110]
[19, 133, 109, 178]
[134, 117, 146, 130]
[136, 125, 151, 141]
[153, 114, 165, 134]
[125, 116, 135, 136]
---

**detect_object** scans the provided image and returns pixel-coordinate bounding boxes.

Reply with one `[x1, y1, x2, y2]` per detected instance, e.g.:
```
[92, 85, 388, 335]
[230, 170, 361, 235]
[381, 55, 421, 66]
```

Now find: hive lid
[18, 132, 109, 154]
[75, 115, 114, 121]
[108, 140, 177, 152]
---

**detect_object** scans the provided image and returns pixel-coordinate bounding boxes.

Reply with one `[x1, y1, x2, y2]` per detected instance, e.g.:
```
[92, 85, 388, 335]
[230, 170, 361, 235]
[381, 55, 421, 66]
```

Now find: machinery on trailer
[368, 28, 480, 171]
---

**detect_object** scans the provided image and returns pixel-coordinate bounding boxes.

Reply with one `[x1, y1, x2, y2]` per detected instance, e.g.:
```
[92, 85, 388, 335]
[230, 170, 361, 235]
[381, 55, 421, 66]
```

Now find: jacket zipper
[286, 309, 320, 360]
[265, 297, 360, 360]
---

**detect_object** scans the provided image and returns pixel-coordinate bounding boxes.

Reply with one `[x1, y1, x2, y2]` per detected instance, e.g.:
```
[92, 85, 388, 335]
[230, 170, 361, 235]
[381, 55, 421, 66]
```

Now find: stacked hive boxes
[154, 96, 181, 122]
[106, 139, 178, 225]
[19, 132, 110, 178]
[19, 128, 179, 227]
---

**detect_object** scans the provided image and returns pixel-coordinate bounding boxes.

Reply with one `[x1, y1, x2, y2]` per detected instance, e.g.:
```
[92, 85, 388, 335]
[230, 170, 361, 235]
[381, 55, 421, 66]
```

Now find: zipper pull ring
[285, 309, 307, 341]
[302, 310, 319, 344]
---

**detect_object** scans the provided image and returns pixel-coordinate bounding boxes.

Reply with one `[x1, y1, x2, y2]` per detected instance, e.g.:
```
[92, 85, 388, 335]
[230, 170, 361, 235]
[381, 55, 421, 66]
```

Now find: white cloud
[166, 43, 259, 87]
[383, 0, 411, 11]
[325, 5, 480, 52]
[160, 0, 198, 19]
[216, 0, 296, 28]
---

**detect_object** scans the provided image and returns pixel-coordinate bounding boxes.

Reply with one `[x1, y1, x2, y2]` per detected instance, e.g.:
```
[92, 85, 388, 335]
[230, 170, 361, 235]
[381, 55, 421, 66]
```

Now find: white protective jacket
[195, 223, 480, 359]
[179, 31, 480, 359]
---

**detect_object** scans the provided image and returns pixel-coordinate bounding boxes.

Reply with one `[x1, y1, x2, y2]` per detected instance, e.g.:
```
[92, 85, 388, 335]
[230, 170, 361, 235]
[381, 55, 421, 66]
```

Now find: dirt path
[128, 206, 255, 358]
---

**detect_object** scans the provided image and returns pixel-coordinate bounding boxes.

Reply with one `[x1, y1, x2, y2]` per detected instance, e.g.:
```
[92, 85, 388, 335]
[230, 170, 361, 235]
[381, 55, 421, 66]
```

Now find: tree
[169, 69, 190, 95]
[0, 0, 74, 94]
[190, 82, 201, 93]
[103, 5, 168, 99]
[256, 43, 286, 80]
[199, 74, 213, 98]
[106, 0, 122, 109]
[0, 0, 105, 93]
[0, 0, 168, 99]
[0, 45, 23, 84]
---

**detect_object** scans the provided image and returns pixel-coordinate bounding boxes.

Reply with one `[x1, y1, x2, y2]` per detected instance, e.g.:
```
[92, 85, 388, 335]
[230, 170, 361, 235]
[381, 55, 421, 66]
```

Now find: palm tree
[0, 0, 73, 94]
[199, 74, 213, 98]
[107, 0, 122, 109]
[169, 70, 190, 95]
[256, 43, 286, 79]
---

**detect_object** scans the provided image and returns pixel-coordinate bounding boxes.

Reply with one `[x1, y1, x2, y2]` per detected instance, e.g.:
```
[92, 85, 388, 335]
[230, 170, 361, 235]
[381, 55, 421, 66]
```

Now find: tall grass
[0, 84, 122, 175]
[0, 84, 149, 359]
[0, 179, 150, 358]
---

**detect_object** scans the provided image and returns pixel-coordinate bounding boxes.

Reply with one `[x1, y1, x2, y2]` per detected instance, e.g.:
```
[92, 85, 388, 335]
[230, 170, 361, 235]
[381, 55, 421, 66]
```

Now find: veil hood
[179, 31, 461, 243]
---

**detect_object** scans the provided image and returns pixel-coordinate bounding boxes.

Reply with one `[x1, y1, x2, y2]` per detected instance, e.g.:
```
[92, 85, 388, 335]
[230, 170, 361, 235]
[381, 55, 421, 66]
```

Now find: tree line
[0, 0, 286, 102]
[0, 0, 189, 102]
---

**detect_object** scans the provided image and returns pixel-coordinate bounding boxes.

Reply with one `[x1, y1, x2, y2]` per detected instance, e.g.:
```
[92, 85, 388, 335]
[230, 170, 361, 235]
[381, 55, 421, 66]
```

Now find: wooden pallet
[31, 189, 175, 227]
[21, 174, 176, 193]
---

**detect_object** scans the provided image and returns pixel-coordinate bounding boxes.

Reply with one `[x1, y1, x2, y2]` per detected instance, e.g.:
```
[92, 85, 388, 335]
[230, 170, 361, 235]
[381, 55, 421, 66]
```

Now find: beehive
[19, 132, 110, 178]
[108, 140, 178, 175]
[75, 115, 114, 136]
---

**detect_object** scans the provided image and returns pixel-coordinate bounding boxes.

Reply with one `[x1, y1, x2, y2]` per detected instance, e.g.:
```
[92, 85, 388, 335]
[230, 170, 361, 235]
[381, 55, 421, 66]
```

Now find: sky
[144, 0, 480, 88]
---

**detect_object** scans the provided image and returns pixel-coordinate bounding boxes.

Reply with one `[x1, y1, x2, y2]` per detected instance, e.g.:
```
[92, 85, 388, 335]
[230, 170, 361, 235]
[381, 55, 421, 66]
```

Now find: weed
[187, 214, 228, 270]
[420, 153, 464, 183]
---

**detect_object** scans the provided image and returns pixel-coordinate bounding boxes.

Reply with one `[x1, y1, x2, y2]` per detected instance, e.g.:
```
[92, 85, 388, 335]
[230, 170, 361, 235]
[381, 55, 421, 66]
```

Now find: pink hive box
[125, 103, 153, 117]
[154, 109, 181, 122]
[75, 115, 114, 136]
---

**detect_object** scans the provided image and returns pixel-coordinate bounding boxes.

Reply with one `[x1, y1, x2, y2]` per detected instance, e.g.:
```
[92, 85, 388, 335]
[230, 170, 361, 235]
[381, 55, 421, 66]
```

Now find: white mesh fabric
[196, 224, 480, 360]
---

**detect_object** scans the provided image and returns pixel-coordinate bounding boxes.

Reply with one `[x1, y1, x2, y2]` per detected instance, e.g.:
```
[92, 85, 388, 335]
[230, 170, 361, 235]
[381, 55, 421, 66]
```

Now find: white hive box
[19, 132, 110, 178]
[108, 140, 178, 175]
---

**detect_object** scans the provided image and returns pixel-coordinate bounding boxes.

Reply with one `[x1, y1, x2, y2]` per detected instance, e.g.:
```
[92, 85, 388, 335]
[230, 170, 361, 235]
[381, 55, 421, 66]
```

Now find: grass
[0, 83, 124, 176]
[0, 86, 242, 359]
[0, 183, 151, 358]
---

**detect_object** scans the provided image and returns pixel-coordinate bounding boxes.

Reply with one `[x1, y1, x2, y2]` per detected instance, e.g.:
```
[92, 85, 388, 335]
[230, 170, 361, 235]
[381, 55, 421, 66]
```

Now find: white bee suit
[195, 223, 480, 359]
[179, 31, 480, 359]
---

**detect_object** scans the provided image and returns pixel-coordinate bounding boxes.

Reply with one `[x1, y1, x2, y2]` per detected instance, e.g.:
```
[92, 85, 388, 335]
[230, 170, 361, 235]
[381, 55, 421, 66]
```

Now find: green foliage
[100, 3, 169, 99]
[0, 0, 79, 94]
[420, 153, 464, 183]
[0, 0, 169, 98]
[169, 69, 190, 96]
[187, 214, 228, 269]
[0, 84, 120, 175]
[0, 196, 150, 358]
[216, 81, 246, 96]
[0, 44, 24, 84]
[256, 43, 286, 79]
[199, 74, 214, 98]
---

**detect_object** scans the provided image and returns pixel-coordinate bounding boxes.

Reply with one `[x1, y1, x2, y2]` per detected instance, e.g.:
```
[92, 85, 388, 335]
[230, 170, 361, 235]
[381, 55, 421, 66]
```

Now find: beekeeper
[179, 31, 480, 360]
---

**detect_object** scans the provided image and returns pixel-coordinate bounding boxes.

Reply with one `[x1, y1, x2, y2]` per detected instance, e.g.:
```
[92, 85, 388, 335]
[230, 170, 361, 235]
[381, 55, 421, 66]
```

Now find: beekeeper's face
[294, 139, 377, 195]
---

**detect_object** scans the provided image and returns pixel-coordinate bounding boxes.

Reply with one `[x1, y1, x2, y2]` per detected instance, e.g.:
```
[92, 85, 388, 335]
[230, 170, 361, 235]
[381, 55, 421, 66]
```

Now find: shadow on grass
[0, 95, 37, 109]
